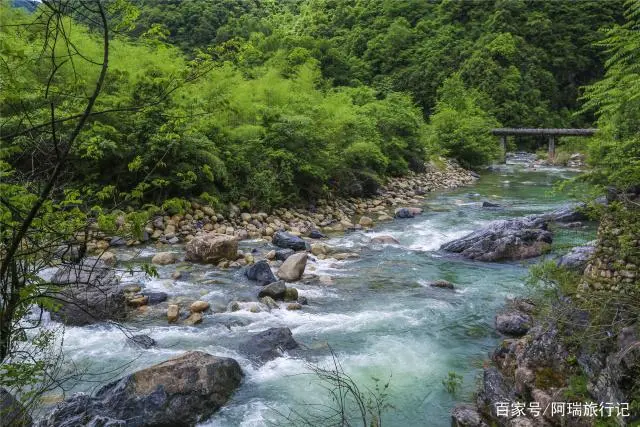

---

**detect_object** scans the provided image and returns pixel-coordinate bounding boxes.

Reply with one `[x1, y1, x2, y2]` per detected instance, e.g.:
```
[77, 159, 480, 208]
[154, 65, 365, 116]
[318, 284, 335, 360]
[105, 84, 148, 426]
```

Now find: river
[51, 163, 595, 426]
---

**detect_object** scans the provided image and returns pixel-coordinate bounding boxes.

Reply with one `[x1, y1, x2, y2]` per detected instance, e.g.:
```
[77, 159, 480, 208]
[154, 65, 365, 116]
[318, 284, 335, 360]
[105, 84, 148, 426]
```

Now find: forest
[2, 0, 634, 211]
[1, 0, 639, 426]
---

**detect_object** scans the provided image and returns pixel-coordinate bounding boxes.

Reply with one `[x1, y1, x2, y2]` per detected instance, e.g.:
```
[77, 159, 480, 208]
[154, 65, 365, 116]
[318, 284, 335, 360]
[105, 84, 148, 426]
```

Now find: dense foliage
[0, 0, 631, 211]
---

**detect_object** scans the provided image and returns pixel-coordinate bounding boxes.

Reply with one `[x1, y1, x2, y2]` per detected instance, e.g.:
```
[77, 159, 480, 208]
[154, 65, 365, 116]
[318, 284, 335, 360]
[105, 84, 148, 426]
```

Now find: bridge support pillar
[548, 136, 556, 161]
[500, 135, 507, 163]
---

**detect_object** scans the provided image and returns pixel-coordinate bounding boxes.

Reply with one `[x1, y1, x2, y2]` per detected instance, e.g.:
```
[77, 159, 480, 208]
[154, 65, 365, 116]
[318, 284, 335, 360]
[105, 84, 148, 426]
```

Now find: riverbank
[452, 200, 640, 427]
[84, 159, 477, 257]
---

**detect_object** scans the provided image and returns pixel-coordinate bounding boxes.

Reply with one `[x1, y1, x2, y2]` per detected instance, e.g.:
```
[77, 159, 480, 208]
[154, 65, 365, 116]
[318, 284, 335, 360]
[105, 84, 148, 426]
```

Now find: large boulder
[238, 327, 299, 363]
[272, 231, 308, 251]
[39, 351, 242, 427]
[245, 260, 277, 286]
[0, 387, 32, 427]
[441, 217, 552, 261]
[50, 258, 126, 326]
[557, 244, 595, 273]
[277, 252, 308, 282]
[185, 233, 238, 264]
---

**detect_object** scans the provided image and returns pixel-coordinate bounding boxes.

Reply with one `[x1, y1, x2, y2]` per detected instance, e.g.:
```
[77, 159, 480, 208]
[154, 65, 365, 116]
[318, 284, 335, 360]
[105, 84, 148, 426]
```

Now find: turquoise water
[54, 164, 595, 426]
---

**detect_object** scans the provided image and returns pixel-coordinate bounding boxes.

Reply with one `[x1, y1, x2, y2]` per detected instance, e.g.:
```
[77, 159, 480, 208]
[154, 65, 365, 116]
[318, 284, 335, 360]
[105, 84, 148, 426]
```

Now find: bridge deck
[491, 128, 597, 136]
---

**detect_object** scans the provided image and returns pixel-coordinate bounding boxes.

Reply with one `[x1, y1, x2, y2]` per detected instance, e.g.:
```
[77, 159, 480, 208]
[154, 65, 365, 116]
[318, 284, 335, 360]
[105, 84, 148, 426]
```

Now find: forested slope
[0, 0, 628, 212]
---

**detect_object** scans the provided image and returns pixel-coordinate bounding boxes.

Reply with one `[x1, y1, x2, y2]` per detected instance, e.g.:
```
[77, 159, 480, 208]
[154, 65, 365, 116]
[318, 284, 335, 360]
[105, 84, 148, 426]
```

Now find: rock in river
[39, 351, 243, 427]
[245, 260, 278, 286]
[50, 258, 126, 326]
[275, 248, 295, 261]
[257, 281, 286, 300]
[441, 217, 552, 261]
[185, 233, 238, 264]
[272, 231, 308, 251]
[451, 404, 486, 427]
[277, 252, 308, 282]
[238, 327, 299, 363]
[151, 251, 178, 265]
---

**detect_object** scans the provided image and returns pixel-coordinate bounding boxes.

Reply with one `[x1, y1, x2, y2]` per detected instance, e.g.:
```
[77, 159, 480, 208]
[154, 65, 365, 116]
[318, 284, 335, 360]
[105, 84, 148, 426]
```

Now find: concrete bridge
[491, 128, 597, 160]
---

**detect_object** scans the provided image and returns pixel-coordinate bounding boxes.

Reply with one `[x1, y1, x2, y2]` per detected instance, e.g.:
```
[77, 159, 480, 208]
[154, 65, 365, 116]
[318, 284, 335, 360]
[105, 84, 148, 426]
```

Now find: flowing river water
[47, 163, 596, 426]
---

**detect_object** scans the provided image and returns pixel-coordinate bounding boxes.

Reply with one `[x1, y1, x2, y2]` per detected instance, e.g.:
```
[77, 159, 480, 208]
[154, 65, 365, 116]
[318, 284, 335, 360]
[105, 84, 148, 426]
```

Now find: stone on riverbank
[495, 311, 532, 336]
[39, 351, 242, 427]
[50, 258, 125, 326]
[185, 233, 238, 264]
[275, 248, 295, 261]
[272, 231, 308, 251]
[238, 327, 299, 363]
[451, 404, 486, 427]
[441, 217, 552, 261]
[245, 260, 277, 286]
[277, 252, 308, 282]
[557, 243, 595, 273]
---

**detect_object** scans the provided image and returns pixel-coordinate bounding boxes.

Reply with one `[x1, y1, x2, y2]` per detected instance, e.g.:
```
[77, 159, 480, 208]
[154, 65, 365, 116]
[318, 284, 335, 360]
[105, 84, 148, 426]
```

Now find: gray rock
[39, 351, 242, 427]
[0, 387, 32, 427]
[257, 281, 286, 300]
[244, 260, 277, 286]
[238, 327, 299, 363]
[394, 208, 415, 219]
[441, 217, 552, 261]
[477, 367, 515, 420]
[272, 231, 308, 251]
[50, 258, 125, 326]
[451, 404, 486, 427]
[542, 203, 588, 223]
[109, 236, 127, 247]
[557, 244, 595, 273]
[495, 311, 532, 336]
[482, 201, 501, 208]
[275, 249, 295, 261]
[143, 292, 168, 305]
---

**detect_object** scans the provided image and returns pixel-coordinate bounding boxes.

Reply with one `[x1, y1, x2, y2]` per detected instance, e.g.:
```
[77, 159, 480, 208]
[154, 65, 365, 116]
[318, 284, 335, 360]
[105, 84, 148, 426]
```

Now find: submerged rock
[143, 291, 168, 305]
[482, 201, 501, 208]
[272, 231, 308, 251]
[39, 351, 243, 427]
[428, 279, 455, 289]
[185, 233, 238, 264]
[244, 260, 277, 286]
[370, 235, 400, 245]
[50, 258, 125, 326]
[441, 217, 552, 261]
[238, 327, 299, 363]
[542, 203, 588, 223]
[130, 335, 156, 349]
